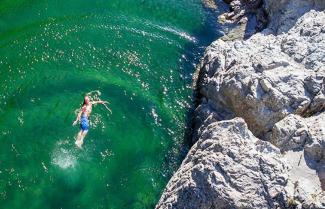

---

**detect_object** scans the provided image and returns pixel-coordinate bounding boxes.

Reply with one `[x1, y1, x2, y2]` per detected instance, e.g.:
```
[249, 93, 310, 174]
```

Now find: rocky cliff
[156, 0, 325, 208]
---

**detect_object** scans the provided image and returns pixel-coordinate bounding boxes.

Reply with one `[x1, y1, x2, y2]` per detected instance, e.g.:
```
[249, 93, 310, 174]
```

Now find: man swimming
[73, 95, 111, 148]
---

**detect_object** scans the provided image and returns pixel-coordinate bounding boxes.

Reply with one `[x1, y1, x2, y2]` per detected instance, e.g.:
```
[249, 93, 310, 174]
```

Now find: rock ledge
[156, 0, 325, 208]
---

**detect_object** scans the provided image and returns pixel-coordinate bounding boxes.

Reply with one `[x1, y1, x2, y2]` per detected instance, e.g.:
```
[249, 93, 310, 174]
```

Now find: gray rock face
[217, 0, 267, 40]
[156, 118, 290, 209]
[196, 10, 325, 138]
[270, 112, 325, 162]
[270, 112, 325, 207]
[220, 0, 263, 23]
[264, 0, 325, 34]
[303, 113, 325, 163]
[284, 148, 324, 209]
[156, 1, 325, 208]
[269, 114, 310, 152]
[156, 117, 324, 209]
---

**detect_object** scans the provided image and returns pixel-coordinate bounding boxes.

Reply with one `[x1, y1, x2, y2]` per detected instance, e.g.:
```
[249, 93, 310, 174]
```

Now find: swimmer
[73, 95, 111, 148]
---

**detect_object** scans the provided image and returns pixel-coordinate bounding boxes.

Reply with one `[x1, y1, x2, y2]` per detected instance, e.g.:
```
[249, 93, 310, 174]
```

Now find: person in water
[73, 95, 111, 148]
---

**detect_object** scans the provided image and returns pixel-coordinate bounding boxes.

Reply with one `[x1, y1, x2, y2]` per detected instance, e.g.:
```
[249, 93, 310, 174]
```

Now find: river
[0, 0, 218, 208]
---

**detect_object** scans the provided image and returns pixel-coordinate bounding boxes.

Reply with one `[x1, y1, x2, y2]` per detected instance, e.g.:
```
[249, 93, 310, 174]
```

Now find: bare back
[82, 103, 92, 117]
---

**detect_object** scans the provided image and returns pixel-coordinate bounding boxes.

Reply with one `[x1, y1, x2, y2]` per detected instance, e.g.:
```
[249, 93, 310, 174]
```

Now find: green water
[0, 1, 217, 208]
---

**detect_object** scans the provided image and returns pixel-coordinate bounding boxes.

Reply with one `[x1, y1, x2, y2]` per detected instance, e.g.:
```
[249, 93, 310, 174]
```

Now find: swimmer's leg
[75, 130, 84, 148]
[82, 130, 88, 138]
[76, 130, 83, 141]
[79, 130, 88, 147]
[75, 130, 88, 148]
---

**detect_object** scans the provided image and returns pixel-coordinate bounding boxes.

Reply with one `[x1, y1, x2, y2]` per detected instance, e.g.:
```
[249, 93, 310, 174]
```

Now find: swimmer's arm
[91, 100, 109, 105]
[73, 111, 82, 126]
[92, 100, 112, 114]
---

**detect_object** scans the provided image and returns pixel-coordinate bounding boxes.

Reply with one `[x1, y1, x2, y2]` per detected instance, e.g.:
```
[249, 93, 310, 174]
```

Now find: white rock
[271, 112, 325, 162]
[156, 118, 290, 209]
[196, 10, 325, 138]
[156, 1, 325, 208]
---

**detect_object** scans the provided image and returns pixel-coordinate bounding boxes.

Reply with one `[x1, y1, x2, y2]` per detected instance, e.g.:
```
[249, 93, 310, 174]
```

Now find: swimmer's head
[83, 95, 90, 105]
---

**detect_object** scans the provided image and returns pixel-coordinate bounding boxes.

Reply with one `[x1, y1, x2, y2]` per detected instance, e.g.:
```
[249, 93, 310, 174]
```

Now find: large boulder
[156, 1, 325, 209]
[195, 10, 325, 138]
[270, 112, 325, 207]
[156, 115, 325, 209]
[156, 118, 290, 209]
[270, 112, 325, 162]
[263, 0, 325, 34]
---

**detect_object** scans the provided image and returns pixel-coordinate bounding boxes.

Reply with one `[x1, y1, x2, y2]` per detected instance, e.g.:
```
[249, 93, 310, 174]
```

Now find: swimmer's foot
[75, 139, 83, 148]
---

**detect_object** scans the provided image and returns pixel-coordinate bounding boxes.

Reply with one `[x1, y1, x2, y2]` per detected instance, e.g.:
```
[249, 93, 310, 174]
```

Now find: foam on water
[51, 140, 77, 169]
[148, 23, 197, 43]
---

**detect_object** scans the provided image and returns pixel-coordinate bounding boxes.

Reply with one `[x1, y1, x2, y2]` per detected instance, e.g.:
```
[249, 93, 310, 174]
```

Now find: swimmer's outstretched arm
[73, 110, 82, 126]
[92, 100, 112, 114]
[91, 100, 109, 105]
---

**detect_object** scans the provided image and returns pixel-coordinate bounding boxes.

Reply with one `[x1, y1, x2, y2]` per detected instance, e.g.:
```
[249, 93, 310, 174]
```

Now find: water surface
[0, 1, 217, 208]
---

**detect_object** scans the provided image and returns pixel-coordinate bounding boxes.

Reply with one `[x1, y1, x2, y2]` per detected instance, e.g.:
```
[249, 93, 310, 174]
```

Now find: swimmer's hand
[73, 112, 81, 126]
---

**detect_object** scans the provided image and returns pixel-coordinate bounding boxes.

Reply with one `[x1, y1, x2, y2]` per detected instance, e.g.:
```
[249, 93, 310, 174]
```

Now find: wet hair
[83, 96, 90, 106]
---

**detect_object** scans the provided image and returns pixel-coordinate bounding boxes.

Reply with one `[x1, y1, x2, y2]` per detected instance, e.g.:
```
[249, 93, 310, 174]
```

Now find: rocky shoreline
[156, 0, 325, 208]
